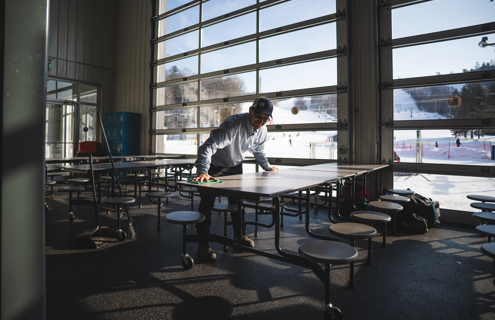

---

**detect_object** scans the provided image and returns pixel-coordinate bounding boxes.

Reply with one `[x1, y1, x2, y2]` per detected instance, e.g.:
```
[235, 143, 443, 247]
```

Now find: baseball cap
[252, 97, 273, 119]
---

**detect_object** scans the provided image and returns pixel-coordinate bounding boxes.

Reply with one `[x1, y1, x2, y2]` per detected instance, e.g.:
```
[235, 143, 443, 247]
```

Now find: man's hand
[267, 166, 279, 171]
[193, 173, 214, 182]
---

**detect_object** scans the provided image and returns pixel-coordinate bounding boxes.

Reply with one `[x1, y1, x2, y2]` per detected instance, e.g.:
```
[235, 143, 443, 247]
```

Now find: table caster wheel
[116, 229, 127, 241]
[182, 254, 194, 270]
[68, 212, 75, 221]
[324, 306, 343, 320]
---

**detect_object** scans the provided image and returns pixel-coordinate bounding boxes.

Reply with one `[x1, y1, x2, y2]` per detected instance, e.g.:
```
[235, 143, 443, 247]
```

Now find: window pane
[200, 72, 256, 100]
[271, 95, 337, 125]
[197, 96, 338, 128]
[260, 23, 337, 62]
[393, 33, 495, 79]
[394, 174, 495, 211]
[47, 80, 77, 101]
[394, 129, 495, 166]
[202, 12, 256, 47]
[201, 42, 256, 74]
[156, 108, 197, 129]
[158, 5, 199, 36]
[80, 105, 97, 142]
[259, 59, 337, 93]
[392, 0, 495, 39]
[394, 81, 495, 121]
[80, 85, 97, 103]
[202, 0, 255, 21]
[264, 131, 338, 160]
[159, 134, 198, 155]
[199, 102, 252, 128]
[46, 103, 75, 158]
[157, 56, 198, 83]
[260, 0, 336, 32]
[158, 0, 190, 15]
[156, 82, 199, 106]
[157, 31, 199, 59]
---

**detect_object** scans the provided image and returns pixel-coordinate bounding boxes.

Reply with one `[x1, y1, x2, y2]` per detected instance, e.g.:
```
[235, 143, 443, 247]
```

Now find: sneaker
[237, 234, 255, 247]
[197, 243, 216, 261]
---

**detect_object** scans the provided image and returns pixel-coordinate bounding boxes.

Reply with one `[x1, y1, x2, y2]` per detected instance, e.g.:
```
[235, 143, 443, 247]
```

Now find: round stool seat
[146, 191, 174, 199]
[46, 180, 57, 185]
[388, 189, 415, 196]
[471, 202, 495, 212]
[473, 212, 495, 223]
[475, 225, 495, 238]
[351, 210, 391, 223]
[329, 222, 377, 239]
[467, 195, 495, 203]
[212, 203, 239, 213]
[369, 200, 403, 212]
[164, 211, 205, 225]
[481, 243, 495, 259]
[57, 186, 85, 192]
[68, 178, 90, 183]
[379, 195, 410, 203]
[298, 240, 358, 264]
[103, 197, 136, 205]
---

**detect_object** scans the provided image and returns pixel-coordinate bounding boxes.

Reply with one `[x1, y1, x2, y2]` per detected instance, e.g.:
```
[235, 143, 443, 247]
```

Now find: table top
[178, 168, 370, 201]
[59, 159, 196, 173]
[46, 155, 179, 164]
[291, 163, 388, 175]
[312, 163, 389, 171]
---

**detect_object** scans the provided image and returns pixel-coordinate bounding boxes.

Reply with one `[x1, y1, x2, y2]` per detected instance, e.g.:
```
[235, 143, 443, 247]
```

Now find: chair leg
[255, 209, 259, 237]
[157, 197, 161, 231]
[367, 237, 372, 265]
[349, 239, 355, 288]
[324, 264, 330, 305]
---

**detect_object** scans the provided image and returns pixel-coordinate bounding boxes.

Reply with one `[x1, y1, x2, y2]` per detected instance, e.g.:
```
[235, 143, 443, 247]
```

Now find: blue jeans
[196, 163, 244, 243]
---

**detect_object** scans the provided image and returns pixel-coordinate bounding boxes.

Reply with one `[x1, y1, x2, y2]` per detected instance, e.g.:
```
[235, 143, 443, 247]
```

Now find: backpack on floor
[398, 212, 428, 234]
[401, 193, 441, 229]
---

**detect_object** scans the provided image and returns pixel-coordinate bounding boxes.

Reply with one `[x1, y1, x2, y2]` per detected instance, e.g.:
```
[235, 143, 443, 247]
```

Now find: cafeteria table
[176, 165, 388, 318]
[291, 163, 389, 222]
[176, 163, 387, 264]
[59, 158, 196, 247]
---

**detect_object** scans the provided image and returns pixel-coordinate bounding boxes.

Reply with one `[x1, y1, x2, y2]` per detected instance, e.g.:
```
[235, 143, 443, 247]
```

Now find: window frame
[379, 0, 495, 177]
[150, 0, 349, 164]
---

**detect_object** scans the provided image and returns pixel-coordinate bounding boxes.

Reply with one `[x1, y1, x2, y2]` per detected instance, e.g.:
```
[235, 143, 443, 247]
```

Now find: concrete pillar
[1, 0, 48, 319]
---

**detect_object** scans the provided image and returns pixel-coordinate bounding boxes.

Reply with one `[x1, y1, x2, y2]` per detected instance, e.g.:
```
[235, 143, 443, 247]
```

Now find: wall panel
[114, 0, 151, 154]
[48, 0, 117, 116]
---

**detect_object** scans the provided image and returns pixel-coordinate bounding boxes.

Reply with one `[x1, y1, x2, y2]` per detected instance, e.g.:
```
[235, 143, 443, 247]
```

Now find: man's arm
[251, 129, 278, 171]
[193, 124, 234, 182]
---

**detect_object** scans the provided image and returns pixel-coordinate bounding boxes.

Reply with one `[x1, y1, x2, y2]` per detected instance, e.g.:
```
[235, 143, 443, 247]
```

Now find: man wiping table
[192, 97, 279, 261]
